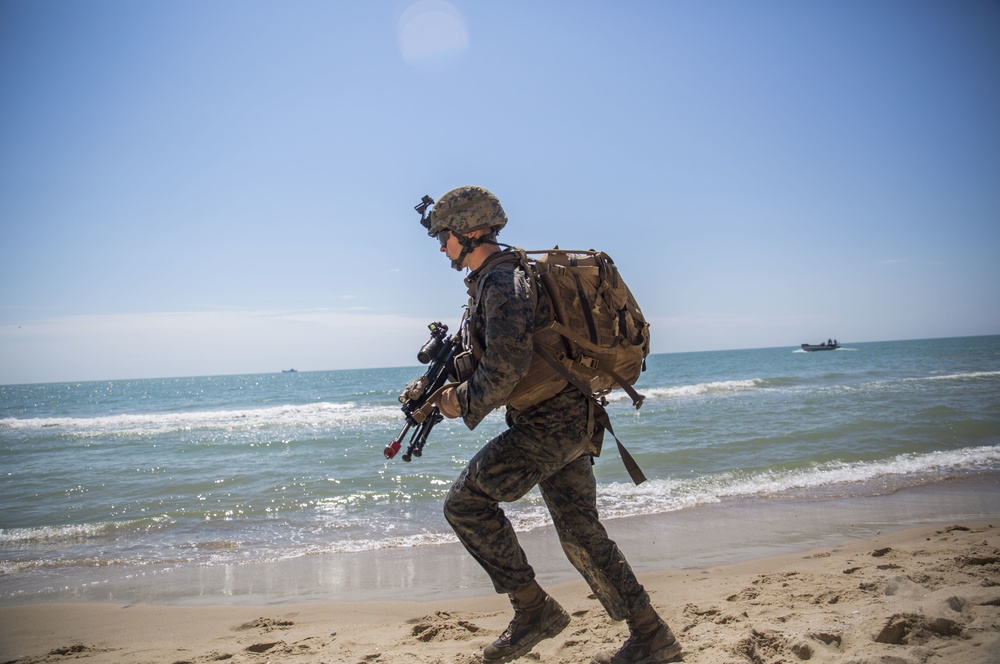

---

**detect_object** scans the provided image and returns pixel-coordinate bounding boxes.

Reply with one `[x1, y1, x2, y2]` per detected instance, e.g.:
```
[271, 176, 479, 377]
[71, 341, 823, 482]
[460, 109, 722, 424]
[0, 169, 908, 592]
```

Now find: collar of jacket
[463, 249, 519, 295]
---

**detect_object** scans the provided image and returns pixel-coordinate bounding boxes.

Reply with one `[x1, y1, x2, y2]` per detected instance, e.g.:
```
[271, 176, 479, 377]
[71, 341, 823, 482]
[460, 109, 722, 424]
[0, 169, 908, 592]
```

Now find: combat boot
[591, 605, 681, 664]
[482, 581, 571, 663]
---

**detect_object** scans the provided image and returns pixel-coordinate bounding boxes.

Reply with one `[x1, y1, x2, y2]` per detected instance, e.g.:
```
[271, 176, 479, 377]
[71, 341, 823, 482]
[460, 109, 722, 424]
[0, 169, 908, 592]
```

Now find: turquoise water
[2, 335, 999, 600]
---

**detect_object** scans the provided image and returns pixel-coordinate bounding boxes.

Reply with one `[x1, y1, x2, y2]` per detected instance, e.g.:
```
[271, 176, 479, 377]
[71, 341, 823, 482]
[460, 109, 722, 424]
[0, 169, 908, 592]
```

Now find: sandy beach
[3, 518, 998, 664]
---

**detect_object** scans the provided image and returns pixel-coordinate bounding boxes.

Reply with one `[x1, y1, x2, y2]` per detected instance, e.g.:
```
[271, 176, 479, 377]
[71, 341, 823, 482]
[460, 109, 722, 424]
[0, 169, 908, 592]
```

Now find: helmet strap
[477, 235, 510, 250]
[450, 230, 500, 271]
[450, 233, 478, 271]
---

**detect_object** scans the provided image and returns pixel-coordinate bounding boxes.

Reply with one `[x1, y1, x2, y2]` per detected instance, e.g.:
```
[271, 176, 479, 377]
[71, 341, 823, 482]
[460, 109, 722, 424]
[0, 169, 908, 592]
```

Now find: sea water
[2, 335, 999, 601]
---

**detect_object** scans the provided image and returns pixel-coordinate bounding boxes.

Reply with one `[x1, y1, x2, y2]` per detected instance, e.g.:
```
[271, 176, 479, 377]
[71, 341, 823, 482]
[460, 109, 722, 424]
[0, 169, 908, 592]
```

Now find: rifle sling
[413, 382, 461, 424]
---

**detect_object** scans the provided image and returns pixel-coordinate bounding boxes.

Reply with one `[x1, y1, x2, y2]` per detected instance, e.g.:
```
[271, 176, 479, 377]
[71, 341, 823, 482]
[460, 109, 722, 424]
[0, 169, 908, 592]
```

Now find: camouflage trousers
[443, 391, 650, 621]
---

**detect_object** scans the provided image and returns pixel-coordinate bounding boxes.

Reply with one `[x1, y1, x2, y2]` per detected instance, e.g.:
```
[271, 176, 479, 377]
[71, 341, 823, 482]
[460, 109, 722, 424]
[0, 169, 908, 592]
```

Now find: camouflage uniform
[444, 250, 651, 621]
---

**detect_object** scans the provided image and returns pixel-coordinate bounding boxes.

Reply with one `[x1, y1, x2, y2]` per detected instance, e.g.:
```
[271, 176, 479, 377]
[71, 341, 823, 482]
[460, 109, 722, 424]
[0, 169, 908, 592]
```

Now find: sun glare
[398, 0, 470, 68]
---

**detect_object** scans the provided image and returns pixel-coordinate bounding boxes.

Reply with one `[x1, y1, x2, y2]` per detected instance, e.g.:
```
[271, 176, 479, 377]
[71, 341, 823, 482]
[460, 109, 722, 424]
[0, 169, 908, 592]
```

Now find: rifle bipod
[383, 321, 459, 463]
[384, 408, 444, 461]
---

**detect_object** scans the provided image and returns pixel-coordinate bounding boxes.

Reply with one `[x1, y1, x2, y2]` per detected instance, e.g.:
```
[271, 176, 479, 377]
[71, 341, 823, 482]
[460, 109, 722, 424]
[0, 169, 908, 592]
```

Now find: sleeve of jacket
[457, 264, 536, 429]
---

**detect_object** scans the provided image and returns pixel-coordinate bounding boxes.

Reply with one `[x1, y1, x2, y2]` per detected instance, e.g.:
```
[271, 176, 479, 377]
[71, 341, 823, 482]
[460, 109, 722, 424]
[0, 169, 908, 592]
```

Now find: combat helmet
[428, 186, 507, 234]
[427, 185, 507, 270]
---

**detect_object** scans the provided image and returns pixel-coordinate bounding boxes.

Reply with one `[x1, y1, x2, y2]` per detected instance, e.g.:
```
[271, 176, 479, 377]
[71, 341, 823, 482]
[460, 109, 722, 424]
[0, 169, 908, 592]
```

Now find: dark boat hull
[801, 343, 840, 352]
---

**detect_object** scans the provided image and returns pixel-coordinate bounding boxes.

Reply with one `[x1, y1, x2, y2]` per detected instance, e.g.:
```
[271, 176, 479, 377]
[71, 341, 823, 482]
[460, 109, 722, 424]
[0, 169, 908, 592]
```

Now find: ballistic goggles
[436, 229, 453, 247]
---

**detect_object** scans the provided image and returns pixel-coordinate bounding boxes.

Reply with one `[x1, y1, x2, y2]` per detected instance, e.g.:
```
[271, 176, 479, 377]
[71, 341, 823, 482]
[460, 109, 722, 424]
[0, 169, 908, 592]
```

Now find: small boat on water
[801, 340, 840, 352]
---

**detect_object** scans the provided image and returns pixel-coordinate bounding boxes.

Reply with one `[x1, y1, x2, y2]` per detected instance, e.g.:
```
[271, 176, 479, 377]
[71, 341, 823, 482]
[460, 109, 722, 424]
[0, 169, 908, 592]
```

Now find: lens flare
[398, 0, 469, 69]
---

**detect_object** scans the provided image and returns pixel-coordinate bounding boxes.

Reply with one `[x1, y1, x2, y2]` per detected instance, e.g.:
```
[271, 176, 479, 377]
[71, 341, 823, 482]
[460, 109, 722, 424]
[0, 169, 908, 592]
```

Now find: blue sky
[1, 0, 998, 384]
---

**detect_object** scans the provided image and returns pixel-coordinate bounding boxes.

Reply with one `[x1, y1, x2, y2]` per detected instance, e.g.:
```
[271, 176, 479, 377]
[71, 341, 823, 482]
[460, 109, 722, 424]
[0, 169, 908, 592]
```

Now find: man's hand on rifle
[436, 386, 462, 419]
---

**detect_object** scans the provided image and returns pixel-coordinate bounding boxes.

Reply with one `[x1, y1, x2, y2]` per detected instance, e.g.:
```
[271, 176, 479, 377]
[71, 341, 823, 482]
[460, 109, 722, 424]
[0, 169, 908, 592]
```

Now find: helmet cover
[427, 185, 507, 236]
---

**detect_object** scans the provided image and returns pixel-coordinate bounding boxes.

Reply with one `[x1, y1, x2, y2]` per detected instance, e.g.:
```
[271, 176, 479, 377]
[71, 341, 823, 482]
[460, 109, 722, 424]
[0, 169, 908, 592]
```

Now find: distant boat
[801, 341, 840, 352]
[282, 368, 298, 373]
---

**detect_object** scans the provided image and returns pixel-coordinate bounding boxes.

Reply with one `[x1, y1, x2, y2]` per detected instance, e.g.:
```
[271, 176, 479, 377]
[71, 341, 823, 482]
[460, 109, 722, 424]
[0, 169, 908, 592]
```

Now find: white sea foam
[316, 444, 1000, 551]
[918, 371, 1000, 381]
[0, 401, 401, 435]
[604, 379, 764, 403]
[587, 444, 1000, 523]
[0, 516, 174, 545]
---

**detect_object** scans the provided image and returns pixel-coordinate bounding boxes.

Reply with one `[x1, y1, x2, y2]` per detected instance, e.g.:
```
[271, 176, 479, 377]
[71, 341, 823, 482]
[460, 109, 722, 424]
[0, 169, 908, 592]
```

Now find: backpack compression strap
[543, 320, 647, 409]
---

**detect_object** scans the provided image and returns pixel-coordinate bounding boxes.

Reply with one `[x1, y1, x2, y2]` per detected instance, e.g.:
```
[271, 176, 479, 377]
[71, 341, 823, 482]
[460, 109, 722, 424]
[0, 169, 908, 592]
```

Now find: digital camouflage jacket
[455, 250, 558, 429]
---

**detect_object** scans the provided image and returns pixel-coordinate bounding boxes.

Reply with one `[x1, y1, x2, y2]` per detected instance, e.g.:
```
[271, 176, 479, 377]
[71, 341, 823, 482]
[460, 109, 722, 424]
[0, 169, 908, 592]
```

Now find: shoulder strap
[535, 346, 647, 485]
[465, 249, 524, 297]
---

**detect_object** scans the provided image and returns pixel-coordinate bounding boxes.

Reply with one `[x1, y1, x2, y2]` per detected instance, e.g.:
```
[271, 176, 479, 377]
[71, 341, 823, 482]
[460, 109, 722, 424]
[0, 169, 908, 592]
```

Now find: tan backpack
[466, 248, 651, 484]
[526, 248, 650, 407]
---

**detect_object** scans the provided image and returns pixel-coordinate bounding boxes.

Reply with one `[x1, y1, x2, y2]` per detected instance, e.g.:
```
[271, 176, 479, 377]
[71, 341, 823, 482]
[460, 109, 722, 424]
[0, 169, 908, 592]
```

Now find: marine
[424, 185, 682, 663]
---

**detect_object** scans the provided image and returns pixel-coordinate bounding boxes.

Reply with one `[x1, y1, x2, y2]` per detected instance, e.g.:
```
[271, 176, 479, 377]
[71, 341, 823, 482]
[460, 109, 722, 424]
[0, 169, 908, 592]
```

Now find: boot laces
[500, 604, 532, 640]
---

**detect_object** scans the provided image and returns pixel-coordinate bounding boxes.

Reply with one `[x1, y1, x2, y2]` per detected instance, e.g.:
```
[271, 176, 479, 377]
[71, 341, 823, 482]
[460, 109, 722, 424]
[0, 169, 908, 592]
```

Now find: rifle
[384, 322, 461, 462]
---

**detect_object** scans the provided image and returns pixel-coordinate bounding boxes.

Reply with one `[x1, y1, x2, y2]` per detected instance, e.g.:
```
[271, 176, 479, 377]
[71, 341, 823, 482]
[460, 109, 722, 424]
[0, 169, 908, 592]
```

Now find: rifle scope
[417, 322, 449, 364]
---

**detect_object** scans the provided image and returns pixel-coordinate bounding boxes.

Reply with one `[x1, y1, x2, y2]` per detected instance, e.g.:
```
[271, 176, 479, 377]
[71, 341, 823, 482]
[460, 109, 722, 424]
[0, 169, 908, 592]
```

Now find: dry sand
[2, 521, 998, 664]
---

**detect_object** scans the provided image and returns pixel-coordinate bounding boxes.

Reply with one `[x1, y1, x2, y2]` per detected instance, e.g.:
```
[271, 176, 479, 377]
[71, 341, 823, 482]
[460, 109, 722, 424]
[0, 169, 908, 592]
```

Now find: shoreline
[3, 472, 999, 608]
[2, 519, 998, 663]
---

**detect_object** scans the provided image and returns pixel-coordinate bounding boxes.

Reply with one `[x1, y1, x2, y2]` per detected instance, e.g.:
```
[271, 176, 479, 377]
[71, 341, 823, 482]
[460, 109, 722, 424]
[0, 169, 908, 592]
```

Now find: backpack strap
[535, 346, 647, 485]
[604, 367, 646, 410]
[544, 320, 646, 409]
[593, 405, 648, 486]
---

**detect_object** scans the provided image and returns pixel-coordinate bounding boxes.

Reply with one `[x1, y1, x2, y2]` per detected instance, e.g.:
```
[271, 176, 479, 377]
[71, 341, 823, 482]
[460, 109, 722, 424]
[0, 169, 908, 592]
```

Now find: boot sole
[482, 606, 571, 663]
[590, 639, 683, 664]
[639, 639, 682, 664]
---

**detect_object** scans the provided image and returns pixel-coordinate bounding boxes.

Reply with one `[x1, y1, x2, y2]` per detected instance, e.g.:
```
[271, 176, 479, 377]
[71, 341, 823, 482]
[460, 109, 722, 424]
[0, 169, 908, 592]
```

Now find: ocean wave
[0, 516, 174, 545]
[0, 552, 190, 576]
[606, 379, 765, 403]
[620, 369, 1000, 404]
[589, 444, 1000, 522]
[918, 371, 1000, 382]
[4, 446, 997, 569]
[377, 444, 1000, 540]
[5, 370, 993, 435]
[834, 370, 1000, 395]
[0, 401, 402, 436]
[299, 531, 459, 556]
[321, 445, 1000, 550]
